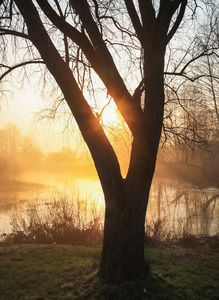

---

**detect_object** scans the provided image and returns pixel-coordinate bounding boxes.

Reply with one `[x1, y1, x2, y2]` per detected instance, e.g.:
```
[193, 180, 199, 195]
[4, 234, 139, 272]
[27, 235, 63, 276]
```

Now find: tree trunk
[98, 180, 150, 283]
[14, 0, 165, 285]
[98, 49, 165, 283]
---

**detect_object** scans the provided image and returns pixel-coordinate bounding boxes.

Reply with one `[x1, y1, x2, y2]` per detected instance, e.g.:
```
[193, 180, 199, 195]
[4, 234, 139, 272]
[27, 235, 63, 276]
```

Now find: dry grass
[4, 190, 104, 245]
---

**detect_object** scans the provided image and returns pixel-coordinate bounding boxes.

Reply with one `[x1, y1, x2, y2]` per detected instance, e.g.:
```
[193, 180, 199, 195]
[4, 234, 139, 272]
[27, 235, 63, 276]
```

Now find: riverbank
[0, 179, 45, 211]
[0, 242, 218, 299]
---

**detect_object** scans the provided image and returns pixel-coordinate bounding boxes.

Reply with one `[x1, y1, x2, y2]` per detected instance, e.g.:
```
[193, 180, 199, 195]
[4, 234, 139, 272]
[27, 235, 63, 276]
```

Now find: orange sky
[1, 84, 120, 153]
[1, 91, 72, 152]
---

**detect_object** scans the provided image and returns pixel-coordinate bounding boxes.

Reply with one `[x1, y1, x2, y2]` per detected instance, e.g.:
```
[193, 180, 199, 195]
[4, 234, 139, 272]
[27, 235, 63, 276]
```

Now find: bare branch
[36, 0, 96, 59]
[165, 49, 219, 81]
[155, 0, 182, 40]
[0, 60, 45, 81]
[166, 0, 187, 45]
[0, 29, 29, 39]
[133, 79, 144, 105]
[180, 50, 216, 74]
[124, 0, 144, 44]
[164, 72, 219, 82]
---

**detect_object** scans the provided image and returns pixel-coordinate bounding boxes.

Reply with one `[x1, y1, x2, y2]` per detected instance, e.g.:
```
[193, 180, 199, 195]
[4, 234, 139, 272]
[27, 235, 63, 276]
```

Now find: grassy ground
[0, 243, 218, 300]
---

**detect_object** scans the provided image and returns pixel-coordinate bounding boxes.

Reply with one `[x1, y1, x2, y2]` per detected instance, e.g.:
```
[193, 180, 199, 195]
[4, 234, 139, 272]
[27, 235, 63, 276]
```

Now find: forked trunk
[12, 0, 187, 287]
[98, 51, 165, 283]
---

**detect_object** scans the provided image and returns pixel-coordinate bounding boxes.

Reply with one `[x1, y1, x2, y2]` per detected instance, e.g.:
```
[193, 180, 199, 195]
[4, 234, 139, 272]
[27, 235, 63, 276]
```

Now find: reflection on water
[0, 176, 218, 238]
[147, 184, 219, 237]
[0, 177, 105, 235]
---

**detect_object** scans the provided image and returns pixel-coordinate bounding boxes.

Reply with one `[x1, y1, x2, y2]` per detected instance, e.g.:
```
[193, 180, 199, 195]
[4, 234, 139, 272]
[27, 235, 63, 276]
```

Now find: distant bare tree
[0, 123, 21, 180]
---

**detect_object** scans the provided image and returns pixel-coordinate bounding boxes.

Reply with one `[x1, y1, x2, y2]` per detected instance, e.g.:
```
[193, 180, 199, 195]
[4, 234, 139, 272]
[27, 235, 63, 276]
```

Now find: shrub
[7, 190, 104, 245]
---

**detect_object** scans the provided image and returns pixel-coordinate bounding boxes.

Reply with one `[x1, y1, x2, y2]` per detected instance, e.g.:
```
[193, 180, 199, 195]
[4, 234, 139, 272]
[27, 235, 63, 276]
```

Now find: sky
[1, 85, 73, 152]
[0, 81, 119, 153]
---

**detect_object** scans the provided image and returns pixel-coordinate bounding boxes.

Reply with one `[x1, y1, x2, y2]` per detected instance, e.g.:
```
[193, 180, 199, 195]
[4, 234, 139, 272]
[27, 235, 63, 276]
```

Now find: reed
[7, 189, 104, 245]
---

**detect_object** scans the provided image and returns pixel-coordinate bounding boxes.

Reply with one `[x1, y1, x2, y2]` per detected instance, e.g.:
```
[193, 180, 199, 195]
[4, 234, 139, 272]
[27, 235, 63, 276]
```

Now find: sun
[101, 101, 117, 125]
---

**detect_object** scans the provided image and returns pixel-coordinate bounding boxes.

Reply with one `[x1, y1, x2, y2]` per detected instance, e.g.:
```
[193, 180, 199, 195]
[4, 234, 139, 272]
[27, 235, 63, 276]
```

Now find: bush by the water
[2, 189, 218, 249]
[4, 190, 104, 245]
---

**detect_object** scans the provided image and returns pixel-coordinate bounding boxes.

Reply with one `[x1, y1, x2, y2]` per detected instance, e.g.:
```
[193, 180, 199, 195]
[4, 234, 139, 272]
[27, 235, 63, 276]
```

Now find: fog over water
[0, 123, 219, 239]
[0, 173, 218, 238]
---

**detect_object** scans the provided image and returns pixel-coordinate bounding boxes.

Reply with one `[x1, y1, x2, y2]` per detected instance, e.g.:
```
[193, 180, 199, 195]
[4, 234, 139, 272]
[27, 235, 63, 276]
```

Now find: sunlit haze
[1, 86, 119, 153]
[1, 88, 65, 152]
[102, 101, 117, 125]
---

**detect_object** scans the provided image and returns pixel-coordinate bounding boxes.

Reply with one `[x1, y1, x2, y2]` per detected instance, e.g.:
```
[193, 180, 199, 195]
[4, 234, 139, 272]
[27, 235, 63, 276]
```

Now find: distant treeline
[0, 123, 218, 187]
[0, 123, 42, 180]
[0, 123, 96, 181]
[155, 131, 219, 187]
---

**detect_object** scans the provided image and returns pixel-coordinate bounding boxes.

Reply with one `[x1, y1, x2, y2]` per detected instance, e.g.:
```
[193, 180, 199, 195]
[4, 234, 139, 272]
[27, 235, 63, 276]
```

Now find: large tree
[0, 0, 218, 283]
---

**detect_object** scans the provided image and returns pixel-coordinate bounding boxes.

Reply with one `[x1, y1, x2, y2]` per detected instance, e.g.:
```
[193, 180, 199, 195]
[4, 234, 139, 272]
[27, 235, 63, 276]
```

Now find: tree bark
[98, 180, 149, 283]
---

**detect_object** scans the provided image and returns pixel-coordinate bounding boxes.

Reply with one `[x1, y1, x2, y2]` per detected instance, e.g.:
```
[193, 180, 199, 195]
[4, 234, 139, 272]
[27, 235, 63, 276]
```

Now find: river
[0, 175, 218, 239]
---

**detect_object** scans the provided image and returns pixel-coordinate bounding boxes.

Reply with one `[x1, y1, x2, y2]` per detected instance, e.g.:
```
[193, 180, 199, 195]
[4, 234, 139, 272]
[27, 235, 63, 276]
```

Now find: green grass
[0, 244, 218, 300]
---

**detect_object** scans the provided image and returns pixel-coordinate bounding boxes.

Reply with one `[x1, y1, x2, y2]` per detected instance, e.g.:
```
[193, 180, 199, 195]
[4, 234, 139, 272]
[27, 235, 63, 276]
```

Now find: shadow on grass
[72, 270, 178, 300]
[0, 243, 218, 300]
